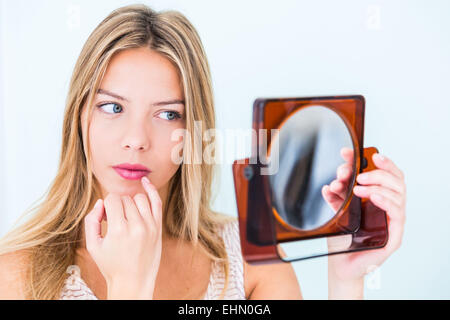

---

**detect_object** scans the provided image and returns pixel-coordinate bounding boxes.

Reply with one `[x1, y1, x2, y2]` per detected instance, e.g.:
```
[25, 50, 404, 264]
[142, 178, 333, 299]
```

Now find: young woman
[0, 4, 406, 300]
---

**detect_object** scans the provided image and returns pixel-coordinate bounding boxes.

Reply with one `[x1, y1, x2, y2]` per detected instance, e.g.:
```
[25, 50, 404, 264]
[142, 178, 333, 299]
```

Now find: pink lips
[113, 163, 151, 180]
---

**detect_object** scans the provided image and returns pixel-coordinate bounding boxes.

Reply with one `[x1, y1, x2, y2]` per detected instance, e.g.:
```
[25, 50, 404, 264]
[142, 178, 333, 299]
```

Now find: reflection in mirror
[267, 105, 355, 231]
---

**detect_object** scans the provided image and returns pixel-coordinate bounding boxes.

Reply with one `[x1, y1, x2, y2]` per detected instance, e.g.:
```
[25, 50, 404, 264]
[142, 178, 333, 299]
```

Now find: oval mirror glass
[267, 105, 356, 231]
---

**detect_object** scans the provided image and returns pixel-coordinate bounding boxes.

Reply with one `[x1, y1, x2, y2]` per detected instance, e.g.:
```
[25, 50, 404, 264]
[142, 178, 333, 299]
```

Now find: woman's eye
[158, 111, 182, 121]
[97, 103, 123, 114]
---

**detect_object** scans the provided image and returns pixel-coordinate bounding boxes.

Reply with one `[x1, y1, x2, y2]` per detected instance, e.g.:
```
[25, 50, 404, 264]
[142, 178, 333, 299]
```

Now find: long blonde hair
[0, 4, 236, 300]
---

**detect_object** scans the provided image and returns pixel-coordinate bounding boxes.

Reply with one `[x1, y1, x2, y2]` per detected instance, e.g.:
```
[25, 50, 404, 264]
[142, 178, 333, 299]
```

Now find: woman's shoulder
[0, 249, 30, 299]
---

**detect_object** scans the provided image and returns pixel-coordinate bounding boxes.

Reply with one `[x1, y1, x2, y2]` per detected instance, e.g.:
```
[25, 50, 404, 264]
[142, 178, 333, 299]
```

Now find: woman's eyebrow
[96, 88, 185, 106]
[152, 99, 185, 107]
[97, 88, 129, 102]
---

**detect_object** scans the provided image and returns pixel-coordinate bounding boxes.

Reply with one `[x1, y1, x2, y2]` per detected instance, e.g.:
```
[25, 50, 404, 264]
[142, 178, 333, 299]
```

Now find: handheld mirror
[232, 95, 388, 264]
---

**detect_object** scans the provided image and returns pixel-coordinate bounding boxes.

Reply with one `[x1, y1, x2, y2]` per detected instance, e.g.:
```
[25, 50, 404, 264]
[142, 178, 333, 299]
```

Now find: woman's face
[81, 47, 186, 199]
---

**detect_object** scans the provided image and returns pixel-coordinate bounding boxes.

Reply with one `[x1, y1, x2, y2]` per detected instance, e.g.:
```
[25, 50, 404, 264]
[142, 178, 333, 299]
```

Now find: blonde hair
[0, 4, 236, 300]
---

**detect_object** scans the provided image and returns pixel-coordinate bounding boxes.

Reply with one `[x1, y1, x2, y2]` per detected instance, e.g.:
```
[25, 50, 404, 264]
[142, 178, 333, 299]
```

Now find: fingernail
[142, 176, 150, 186]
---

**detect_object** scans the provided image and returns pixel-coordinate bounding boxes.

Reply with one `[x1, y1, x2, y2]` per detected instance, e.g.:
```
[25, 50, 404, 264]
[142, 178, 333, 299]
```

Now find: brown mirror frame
[232, 95, 388, 265]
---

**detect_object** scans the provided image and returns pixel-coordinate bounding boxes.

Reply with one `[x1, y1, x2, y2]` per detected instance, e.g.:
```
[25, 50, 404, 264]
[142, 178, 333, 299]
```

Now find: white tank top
[60, 219, 246, 300]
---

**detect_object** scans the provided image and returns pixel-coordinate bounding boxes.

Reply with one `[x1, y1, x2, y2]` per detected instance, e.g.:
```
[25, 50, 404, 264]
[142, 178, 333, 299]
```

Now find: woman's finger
[133, 193, 153, 226]
[372, 153, 404, 180]
[353, 185, 404, 207]
[141, 177, 163, 229]
[121, 195, 143, 226]
[84, 199, 104, 251]
[356, 169, 405, 194]
[103, 193, 127, 234]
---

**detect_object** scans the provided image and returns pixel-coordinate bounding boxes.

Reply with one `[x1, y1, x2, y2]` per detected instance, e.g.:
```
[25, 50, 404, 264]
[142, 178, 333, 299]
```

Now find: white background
[1, 0, 449, 299]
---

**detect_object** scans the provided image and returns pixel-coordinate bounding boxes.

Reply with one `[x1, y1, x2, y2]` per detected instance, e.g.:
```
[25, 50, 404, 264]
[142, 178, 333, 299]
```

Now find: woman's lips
[113, 167, 150, 180]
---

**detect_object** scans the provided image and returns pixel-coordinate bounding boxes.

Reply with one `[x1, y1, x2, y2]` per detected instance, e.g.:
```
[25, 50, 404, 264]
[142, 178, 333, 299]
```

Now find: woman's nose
[122, 120, 151, 151]
[124, 142, 147, 151]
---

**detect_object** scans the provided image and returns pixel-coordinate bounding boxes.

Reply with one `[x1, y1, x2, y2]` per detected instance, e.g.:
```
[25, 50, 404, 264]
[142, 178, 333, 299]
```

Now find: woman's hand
[324, 148, 407, 290]
[84, 176, 162, 300]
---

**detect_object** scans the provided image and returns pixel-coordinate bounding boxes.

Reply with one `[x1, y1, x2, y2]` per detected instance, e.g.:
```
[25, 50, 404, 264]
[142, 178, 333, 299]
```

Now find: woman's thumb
[84, 199, 104, 253]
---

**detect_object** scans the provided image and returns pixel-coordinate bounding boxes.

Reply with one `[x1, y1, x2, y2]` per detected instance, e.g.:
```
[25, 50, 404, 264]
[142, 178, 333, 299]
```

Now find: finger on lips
[141, 177, 162, 227]
[85, 177, 160, 241]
